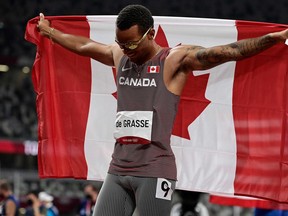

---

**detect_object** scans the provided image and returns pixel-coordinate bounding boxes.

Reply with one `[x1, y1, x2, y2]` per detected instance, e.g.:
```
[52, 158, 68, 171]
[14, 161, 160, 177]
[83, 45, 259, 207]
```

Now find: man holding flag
[36, 4, 288, 216]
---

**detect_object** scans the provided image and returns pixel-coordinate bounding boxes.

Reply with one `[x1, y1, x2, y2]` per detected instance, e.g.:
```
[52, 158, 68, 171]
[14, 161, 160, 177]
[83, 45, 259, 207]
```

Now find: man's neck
[135, 43, 161, 65]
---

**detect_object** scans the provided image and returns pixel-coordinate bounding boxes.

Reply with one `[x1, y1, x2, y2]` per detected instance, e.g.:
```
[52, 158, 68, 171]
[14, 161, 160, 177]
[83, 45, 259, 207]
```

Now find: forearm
[39, 25, 96, 55]
[38, 25, 115, 66]
[195, 31, 287, 69]
[37, 13, 116, 66]
[231, 33, 282, 59]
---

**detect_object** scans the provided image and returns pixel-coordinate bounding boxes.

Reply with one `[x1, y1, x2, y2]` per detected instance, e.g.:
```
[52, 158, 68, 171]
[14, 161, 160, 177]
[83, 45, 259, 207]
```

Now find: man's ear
[148, 28, 155, 40]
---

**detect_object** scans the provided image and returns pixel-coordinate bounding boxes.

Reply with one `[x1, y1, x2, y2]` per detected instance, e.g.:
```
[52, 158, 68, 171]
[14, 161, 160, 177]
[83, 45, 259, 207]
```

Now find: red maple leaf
[111, 25, 211, 140]
[172, 73, 211, 140]
[155, 26, 211, 140]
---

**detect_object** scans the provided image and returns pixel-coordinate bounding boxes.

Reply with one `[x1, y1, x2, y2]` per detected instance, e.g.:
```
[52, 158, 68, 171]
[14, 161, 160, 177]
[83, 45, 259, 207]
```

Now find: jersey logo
[121, 66, 133, 72]
[147, 66, 160, 73]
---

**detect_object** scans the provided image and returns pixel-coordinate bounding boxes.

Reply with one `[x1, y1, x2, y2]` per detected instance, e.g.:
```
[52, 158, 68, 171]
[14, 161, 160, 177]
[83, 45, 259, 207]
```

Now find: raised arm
[164, 29, 287, 95]
[176, 29, 288, 71]
[37, 13, 122, 67]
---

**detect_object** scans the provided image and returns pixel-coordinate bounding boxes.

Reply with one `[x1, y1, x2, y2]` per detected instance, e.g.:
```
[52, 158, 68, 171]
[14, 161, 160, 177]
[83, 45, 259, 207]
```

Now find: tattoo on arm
[236, 35, 278, 56]
[194, 34, 278, 69]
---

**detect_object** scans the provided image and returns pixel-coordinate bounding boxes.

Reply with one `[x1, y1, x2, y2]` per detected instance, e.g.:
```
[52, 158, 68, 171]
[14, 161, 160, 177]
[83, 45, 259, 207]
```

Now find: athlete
[0, 180, 19, 216]
[36, 4, 288, 216]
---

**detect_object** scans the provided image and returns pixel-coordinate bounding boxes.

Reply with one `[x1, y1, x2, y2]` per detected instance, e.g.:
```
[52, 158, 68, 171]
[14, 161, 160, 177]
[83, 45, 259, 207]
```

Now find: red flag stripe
[233, 20, 288, 203]
[26, 16, 91, 178]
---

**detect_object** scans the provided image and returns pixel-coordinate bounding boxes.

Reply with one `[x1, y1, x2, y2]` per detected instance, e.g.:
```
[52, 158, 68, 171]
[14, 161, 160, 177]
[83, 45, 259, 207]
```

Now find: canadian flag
[147, 65, 160, 73]
[25, 15, 288, 204]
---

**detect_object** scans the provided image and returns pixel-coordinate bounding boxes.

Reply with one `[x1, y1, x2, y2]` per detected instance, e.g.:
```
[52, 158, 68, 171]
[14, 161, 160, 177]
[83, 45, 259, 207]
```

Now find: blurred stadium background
[0, 0, 287, 215]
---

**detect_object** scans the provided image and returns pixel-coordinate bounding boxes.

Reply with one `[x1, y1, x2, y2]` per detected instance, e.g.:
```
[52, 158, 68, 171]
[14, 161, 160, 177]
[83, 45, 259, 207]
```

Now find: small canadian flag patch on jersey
[147, 66, 160, 73]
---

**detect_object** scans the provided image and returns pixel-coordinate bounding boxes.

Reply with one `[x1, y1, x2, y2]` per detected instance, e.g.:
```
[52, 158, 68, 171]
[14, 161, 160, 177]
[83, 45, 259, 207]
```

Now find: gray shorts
[93, 173, 176, 216]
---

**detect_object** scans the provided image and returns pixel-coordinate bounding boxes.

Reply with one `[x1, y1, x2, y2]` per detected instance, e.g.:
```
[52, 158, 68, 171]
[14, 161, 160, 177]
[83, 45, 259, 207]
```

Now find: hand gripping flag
[25, 15, 288, 204]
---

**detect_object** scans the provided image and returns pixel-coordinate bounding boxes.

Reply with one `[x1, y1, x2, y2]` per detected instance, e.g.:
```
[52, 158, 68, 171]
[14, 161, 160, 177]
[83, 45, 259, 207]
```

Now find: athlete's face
[115, 25, 153, 63]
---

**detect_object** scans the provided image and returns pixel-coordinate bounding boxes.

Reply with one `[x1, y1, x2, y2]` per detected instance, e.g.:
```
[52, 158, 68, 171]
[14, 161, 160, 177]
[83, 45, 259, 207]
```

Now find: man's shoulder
[165, 46, 186, 64]
[5, 196, 17, 205]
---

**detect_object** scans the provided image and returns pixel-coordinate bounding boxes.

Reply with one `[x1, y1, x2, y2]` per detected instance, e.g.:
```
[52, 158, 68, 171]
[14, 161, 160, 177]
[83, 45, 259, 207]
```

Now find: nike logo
[121, 66, 133, 72]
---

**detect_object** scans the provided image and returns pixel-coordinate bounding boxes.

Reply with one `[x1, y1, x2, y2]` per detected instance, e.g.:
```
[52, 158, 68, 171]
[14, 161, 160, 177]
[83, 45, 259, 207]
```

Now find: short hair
[0, 180, 11, 191]
[116, 5, 154, 34]
[27, 190, 40, 197]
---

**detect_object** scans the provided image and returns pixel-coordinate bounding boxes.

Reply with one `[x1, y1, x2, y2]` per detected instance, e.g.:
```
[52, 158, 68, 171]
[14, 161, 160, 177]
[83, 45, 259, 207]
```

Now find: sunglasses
[115, 27, 152, 50]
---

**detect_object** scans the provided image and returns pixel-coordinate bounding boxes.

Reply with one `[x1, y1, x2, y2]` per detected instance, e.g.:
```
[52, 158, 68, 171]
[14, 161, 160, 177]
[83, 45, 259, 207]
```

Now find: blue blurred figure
[38, 192, 59, 216]
[255, 208, 288, 216]
[77, 184, 98, 216]
[0, 180, 19, 216]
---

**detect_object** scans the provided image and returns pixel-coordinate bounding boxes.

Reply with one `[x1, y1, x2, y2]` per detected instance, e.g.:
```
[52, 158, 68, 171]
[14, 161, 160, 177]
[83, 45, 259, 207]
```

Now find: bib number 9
[155, 178, 173, 200]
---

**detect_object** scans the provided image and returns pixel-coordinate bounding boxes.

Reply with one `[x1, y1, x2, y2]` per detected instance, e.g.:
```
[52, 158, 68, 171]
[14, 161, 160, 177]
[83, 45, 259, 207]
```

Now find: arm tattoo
[236, 35, 278, 56]
[195, 34, 278, 69]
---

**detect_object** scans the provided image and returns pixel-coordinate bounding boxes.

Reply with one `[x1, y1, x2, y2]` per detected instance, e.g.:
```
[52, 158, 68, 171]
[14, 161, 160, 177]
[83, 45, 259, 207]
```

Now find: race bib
[155, 178, 173, 200]
[114, 111, 153, 144]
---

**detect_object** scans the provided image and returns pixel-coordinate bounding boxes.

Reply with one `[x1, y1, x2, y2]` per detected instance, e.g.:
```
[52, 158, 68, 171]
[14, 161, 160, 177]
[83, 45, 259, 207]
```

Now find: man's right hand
[37, 13, 52, 38]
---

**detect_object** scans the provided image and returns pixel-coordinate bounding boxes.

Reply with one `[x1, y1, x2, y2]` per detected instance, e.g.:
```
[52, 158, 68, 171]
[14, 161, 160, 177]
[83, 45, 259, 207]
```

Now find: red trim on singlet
[116, 137, 151, 145]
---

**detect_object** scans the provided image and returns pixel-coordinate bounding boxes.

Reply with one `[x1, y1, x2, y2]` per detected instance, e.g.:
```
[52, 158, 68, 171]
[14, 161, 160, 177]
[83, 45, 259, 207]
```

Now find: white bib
[114, 111, 153, 144]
